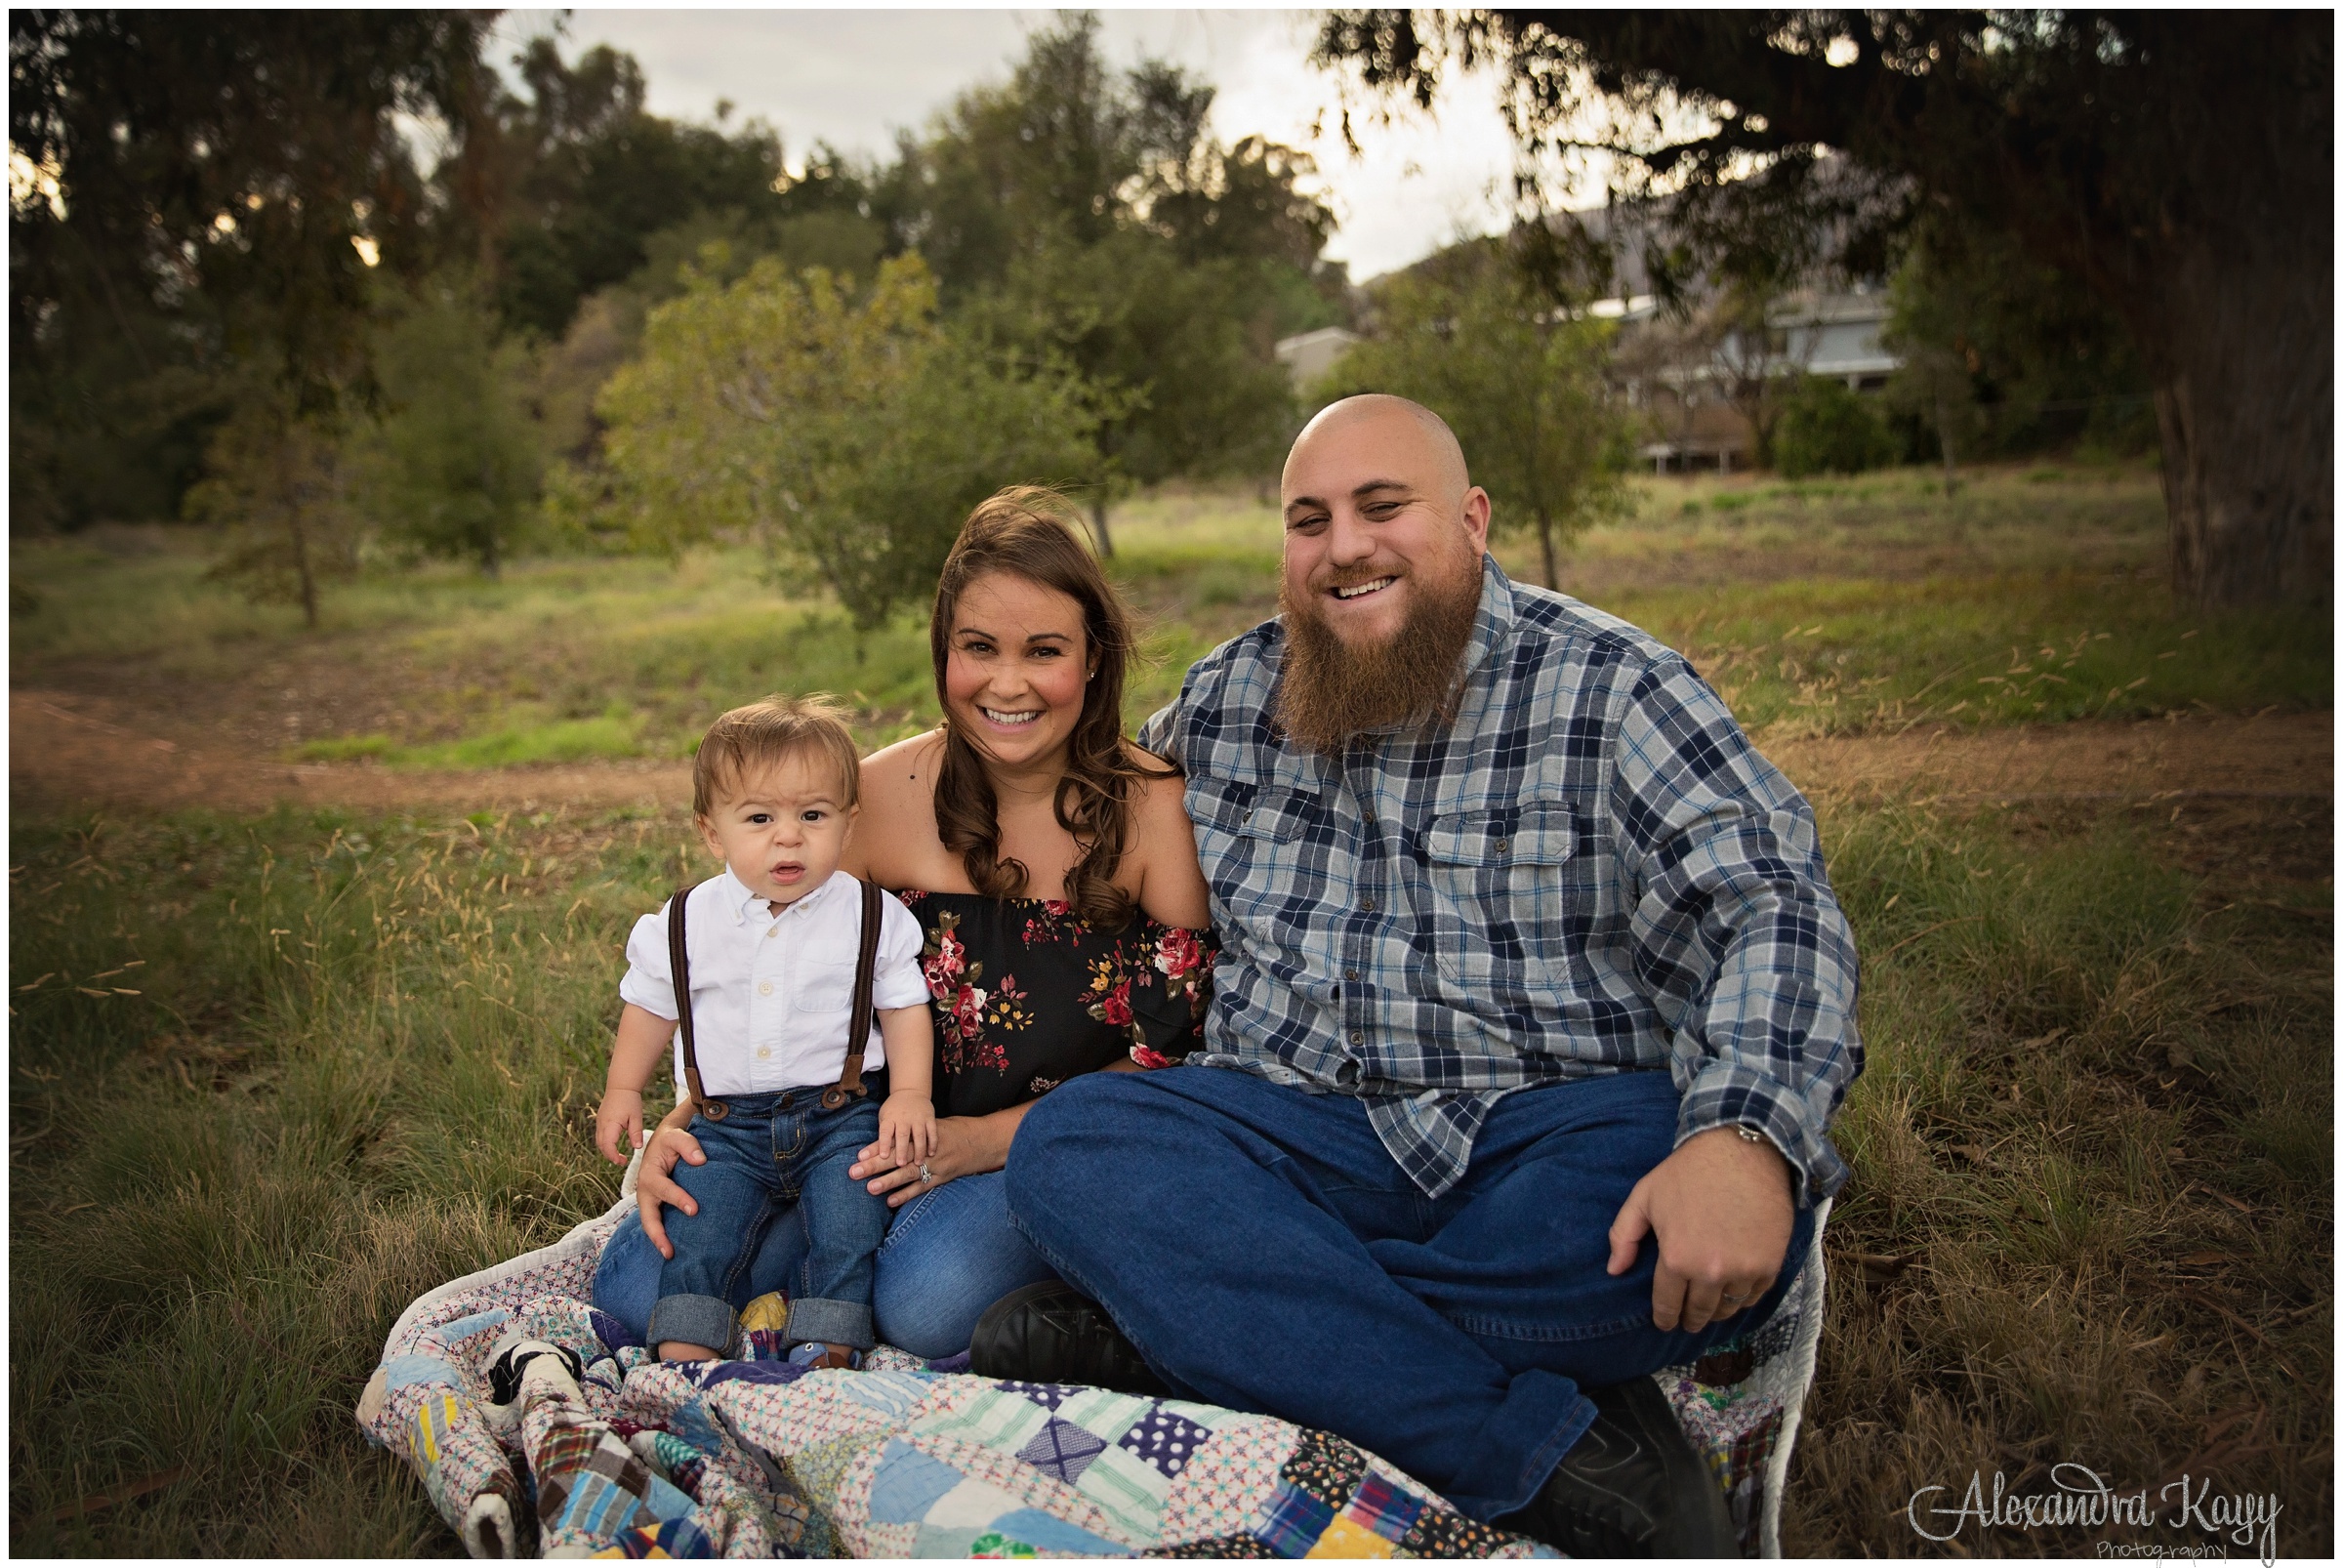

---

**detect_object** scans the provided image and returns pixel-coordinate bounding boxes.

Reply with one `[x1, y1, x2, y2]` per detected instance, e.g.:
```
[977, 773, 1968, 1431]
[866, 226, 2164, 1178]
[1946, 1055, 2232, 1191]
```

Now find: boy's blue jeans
[596, 1169, 1056, 1359]
[1004, 1064, 1816, 1523]
[645, 1089, 888, 1355]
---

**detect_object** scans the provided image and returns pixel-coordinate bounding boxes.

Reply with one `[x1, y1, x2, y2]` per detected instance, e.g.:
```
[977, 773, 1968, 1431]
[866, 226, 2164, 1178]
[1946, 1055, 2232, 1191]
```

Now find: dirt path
[9, 687, 2330, 819]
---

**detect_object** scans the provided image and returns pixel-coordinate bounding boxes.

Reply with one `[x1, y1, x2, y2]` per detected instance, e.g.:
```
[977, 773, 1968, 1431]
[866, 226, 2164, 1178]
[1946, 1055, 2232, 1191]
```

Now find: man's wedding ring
[918, 1162, 933, 1185]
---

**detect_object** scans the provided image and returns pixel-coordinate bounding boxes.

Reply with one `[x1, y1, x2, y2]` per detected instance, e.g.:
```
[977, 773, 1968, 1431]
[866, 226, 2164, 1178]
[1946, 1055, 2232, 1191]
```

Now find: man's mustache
[1312, 563, 1408, 595]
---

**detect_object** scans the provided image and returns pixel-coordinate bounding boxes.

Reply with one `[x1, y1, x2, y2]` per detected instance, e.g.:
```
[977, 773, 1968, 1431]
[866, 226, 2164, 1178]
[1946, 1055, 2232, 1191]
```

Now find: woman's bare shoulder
[1122, 743, 1210, 928]
[862, 730, 945, 796]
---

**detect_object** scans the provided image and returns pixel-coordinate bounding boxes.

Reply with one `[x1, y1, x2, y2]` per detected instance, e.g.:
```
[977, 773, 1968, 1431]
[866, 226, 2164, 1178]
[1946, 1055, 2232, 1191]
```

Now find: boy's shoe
[482, 1332, 587, 1432]
[1494, 1376, 1740, 1558]
[967, 1282, 1170, 1397]
[785, 1341, 863, 1371]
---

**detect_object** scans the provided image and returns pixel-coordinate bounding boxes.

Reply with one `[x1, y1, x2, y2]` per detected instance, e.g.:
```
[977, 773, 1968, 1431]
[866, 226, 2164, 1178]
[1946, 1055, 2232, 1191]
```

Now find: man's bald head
[1286, 394, 1471, 507]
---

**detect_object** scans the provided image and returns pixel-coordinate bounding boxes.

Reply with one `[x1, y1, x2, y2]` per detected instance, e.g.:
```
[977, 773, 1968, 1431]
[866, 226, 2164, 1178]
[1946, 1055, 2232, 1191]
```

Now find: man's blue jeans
[645, 1090, 888, 1354]
[596, 1167, 1057, 1359]
[1005, 1065, 1815, 1523]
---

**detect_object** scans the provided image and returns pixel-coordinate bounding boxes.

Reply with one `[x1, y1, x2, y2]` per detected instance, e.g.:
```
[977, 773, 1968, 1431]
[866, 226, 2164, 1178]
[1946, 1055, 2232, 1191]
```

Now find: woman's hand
[849, 1108, 1022, 1208]
[636, 1122, 708, 1260]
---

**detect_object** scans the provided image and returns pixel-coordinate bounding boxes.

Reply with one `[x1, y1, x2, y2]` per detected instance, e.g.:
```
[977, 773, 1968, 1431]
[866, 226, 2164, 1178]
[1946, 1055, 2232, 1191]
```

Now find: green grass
[8, 792, 2328, 1553]
[8, 462, 2332, 1553]
[12, 464, 2327, 769]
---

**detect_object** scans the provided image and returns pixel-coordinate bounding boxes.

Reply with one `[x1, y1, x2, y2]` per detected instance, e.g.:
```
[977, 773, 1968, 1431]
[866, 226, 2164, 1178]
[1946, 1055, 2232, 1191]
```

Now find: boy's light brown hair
[692, 694, 861, 818]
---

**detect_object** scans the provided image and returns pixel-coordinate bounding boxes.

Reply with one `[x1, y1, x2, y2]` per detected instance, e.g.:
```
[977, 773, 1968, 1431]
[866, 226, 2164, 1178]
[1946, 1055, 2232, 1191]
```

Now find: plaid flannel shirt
[1138, 555, 1861, 1201]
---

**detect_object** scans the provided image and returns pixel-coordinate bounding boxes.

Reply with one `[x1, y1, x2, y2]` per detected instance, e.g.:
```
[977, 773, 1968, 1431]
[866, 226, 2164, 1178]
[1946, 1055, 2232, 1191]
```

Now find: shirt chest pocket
[1188, 775, 1328, 939]
[791, 961, 857, 1014]
[1419, 801, 1580, 995]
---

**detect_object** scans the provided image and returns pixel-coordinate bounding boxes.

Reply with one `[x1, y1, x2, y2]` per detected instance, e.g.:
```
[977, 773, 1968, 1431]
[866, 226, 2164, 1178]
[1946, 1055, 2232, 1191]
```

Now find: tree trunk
[1089, 493, 1115, 558]
[2143, 237, 2332, 607]
[290, 506, 318, 630]
[1534, 510, 1558, 591]
[1933, 386, 1958, 497]
[478, 457, 502, 580]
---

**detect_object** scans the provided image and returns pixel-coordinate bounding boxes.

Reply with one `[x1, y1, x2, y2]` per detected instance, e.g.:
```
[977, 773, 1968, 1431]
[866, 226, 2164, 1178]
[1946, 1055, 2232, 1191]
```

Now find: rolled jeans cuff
[647, 1293, 737, 1357]
[786, 1296, 875, 1351]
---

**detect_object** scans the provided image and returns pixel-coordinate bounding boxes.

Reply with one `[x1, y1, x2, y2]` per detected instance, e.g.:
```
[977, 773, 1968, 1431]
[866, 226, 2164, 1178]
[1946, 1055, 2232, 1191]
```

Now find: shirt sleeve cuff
[618, 969, 678, 1020]
[1674, 1058, 1849, 1208]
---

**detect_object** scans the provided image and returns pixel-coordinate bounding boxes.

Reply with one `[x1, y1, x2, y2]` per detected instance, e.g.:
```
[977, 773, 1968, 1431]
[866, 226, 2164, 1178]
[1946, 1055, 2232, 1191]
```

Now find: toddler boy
[596, 695, 935, 1366]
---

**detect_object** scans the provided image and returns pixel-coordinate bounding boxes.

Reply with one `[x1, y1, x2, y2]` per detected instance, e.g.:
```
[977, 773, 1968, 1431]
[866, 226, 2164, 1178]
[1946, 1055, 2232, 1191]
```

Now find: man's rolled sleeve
[617, 906, 679, 1020]
[1610, 657, 1863, 1207]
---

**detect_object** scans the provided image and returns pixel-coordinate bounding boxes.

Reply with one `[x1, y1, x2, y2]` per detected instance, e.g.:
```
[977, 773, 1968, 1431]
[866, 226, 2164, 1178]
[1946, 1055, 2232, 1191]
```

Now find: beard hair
[1276, 552, 1484, 756]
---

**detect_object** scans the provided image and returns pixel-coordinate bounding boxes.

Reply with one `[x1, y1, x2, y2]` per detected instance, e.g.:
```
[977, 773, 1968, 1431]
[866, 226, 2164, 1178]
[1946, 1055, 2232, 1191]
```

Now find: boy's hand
[879, 1092, 936, 1166]
[596, 1087, 647, 1166]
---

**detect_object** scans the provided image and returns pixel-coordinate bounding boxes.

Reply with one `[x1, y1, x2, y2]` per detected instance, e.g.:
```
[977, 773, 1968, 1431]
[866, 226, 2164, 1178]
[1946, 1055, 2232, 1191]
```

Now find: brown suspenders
[666, 876, 888, 1123]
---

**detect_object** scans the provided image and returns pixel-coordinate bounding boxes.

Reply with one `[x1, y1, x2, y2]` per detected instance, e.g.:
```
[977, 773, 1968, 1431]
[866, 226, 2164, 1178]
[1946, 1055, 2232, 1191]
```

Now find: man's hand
[1607, 1126, 1795, 1334]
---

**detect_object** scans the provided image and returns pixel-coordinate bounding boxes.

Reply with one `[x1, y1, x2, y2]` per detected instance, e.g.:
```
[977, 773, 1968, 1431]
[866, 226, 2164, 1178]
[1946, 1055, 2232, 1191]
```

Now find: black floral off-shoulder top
[892, 890, 1217, 1120]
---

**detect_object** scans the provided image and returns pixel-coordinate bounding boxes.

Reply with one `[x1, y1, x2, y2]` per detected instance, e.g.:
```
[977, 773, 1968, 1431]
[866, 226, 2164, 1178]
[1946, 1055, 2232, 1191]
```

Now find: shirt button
[1348, 1030, 1364, 1046]
[758, 980, 774, 996]
[757, 1047, 771, 1058]
[1344, 970, 1359, 982]
[765, 927, 779, 939]
[1362, 895, 1378, 913]
[1496, 838, 1511, 854]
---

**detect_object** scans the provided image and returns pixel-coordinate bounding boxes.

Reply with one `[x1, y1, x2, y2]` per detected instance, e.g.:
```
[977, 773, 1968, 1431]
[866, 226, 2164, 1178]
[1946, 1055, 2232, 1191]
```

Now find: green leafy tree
[10, 11, 496, 529]
[359, 285, 543, 577]
[1314, 11, 2330, 605]
[184, 388, 357, 629]
[884, 14, 1331, 551]
[593, 252, 1101, 628]
[1327, 244, 1628, 590]
[470, 40, 874, 341]
[1882, 216, 2153, 471]
[1772, 376, 1898, 479]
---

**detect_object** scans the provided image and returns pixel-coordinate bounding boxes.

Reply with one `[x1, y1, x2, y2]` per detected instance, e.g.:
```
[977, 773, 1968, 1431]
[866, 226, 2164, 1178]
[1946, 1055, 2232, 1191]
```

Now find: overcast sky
[488, 7, 1526, 280]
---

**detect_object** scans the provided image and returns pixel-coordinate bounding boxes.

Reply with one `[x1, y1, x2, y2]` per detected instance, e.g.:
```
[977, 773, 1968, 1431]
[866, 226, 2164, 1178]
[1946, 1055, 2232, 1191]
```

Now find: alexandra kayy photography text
[1907, 1464, 2281, 1563]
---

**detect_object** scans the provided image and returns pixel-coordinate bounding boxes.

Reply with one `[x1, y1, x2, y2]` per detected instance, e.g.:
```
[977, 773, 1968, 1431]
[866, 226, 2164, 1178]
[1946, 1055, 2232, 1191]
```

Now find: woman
[593, 486, 1214, 1357]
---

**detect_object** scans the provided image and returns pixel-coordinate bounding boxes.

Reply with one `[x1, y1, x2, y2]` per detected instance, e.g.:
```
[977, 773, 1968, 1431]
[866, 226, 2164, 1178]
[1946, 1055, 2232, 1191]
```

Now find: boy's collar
[715, 864, 845, 924]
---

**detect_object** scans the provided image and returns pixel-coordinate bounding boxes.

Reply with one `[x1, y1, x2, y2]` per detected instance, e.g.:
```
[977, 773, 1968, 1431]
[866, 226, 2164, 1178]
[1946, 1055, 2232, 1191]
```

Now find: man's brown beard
[1276, 558, 1483, 755]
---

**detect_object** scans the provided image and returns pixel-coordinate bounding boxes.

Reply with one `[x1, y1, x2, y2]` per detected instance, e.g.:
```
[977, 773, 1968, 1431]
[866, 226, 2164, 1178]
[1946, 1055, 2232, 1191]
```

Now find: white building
[1274, 325, 1362, 392]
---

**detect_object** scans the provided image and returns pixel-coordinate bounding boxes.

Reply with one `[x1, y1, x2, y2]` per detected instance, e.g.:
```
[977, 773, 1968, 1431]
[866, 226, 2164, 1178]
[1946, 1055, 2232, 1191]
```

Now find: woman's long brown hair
[929, 486, 1164, 928]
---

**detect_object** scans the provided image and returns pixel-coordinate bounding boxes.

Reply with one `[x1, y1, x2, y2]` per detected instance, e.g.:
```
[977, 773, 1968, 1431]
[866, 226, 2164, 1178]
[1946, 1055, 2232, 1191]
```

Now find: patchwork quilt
[358, 1163, 1829, 1558]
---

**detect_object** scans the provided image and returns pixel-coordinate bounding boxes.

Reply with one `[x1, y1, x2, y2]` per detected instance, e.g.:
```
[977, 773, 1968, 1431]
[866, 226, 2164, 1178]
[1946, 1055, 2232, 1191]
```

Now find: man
[977, 395, 1861, 1556]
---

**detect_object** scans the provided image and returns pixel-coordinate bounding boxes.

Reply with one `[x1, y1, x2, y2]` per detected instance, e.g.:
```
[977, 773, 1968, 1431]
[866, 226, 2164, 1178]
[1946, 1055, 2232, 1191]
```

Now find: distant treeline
[11, 13, 1352, 617]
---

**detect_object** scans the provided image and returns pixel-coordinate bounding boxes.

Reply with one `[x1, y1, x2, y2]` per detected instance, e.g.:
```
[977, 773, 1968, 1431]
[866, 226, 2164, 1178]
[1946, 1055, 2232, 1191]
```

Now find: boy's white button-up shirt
[620, 868, 930, 1095]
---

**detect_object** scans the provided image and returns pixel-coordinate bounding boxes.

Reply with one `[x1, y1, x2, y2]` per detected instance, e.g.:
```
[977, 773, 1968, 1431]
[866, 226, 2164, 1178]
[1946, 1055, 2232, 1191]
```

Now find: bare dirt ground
[12, 685, 2329, 819]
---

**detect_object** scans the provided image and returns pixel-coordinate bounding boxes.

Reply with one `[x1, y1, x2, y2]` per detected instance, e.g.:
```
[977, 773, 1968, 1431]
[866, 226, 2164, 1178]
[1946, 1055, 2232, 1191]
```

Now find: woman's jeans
[594, 1165, 1057, 1360]
[1005, 1065, 1817, 1524]
[642, 1091, 887, 1354]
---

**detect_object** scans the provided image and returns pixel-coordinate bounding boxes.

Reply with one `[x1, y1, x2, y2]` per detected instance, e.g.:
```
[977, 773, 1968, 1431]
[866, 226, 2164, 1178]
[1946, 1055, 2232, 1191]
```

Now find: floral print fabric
[895, 890, 1216, 1119]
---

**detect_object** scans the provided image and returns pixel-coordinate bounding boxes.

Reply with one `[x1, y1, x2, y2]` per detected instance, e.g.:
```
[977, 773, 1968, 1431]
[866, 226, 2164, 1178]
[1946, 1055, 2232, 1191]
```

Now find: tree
[470, 40, 878, 342]
[1773, 375, 1897, 478]
[10, 11, 496, 517]
[592, 252, 1101, 628]
[1881, 215, 2153, 469]
[359, 284, 543, 577]
[887, 14, 1331, 551]
[1315, 11, 2331, 605]
[184, 388, 355, 629]
[1326, 241, 1628, 589]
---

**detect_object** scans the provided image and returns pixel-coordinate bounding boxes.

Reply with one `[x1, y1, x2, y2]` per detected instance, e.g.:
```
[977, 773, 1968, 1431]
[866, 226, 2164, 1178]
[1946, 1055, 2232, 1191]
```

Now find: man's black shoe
[967, 1281, 1171, 1397]
[1496, 1376, 1740, 1558]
